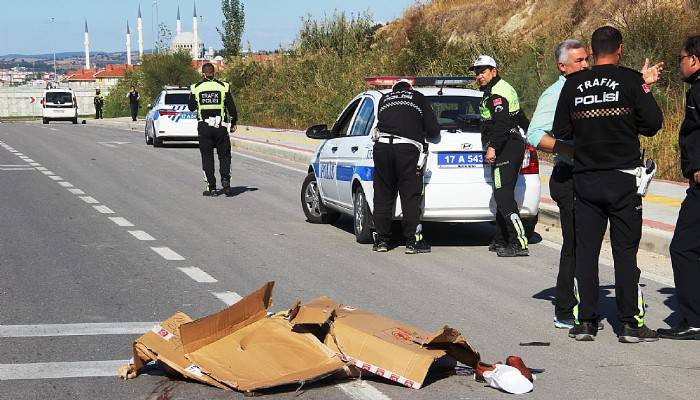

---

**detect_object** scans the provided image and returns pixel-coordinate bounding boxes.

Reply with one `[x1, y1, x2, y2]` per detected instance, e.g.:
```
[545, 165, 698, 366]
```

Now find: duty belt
[375, 131, 428, 170]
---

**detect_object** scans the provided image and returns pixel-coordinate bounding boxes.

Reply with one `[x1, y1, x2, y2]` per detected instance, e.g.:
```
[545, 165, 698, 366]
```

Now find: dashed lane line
[58, 181, 74, 188]
[178, 267, 218, 283]
[35, 166, 48, 171]
[0, 360, 128, 381]
[0, 167, 35, 171]
[109, 217, 135, 227]
[128, 230, 155, 241]
[150, 246, 185, 261]
[0, 322, 157, 337]
[28, 163, 41, 166]
[68, 188, 86, 195]
[40, 170, 54, 175]
[79, 196, 100, 204]
[48, 175, 63, 181]
[93, 205, 115, 214]
[212, 291, 243, 305]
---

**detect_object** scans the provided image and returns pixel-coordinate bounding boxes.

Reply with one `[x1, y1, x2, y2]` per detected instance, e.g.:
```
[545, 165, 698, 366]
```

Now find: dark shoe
[618, 323, 659, 343]
[202, 187, 219, 197]
[488, 239, 506, 252]
[568, 321, 597, 341]
[405, 238, 431, 254]
[220, 178, 233, 197]
[497, 243, 529, 257]
[657, 322, 700, 340]
[555, 317, 604, 330]
[373, 241, 389, 252]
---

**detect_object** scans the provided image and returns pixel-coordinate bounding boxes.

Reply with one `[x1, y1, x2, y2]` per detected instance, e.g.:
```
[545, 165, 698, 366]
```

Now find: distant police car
[144, 87, 198, 147]
[301, 76, 541, 243]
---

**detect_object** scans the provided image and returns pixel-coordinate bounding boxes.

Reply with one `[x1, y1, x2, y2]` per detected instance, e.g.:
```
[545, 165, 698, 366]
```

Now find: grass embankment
[223, 1, 699, 180]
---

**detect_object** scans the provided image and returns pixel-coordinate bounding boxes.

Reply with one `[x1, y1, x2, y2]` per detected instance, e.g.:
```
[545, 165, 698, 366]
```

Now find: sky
[0, 0, 420, 55]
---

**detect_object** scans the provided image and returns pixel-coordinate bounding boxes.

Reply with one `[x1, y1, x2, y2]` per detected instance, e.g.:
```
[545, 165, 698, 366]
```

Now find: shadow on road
[658, 287, 683, 328]
[154, 142, 199, 149]
[224, 186, 259, 197]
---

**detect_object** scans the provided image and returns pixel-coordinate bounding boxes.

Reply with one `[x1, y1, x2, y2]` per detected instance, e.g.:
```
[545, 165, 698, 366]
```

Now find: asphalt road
[0, 121, 696, 400]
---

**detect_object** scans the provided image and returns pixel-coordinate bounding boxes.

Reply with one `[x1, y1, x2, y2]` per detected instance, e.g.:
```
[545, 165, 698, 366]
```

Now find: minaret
[137, 5, 144, 60]
[176, 5, 182, 36]
[192, 3, 199, 59]
[84, 20, 90, 69]
[126, 21, 132, 65]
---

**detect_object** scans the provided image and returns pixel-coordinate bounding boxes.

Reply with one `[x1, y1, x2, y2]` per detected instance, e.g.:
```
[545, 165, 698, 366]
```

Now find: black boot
[220, 177, 233, 197]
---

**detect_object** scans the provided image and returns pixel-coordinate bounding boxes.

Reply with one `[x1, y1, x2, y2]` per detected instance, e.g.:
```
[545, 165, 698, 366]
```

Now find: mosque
[82, 2, 210, 70]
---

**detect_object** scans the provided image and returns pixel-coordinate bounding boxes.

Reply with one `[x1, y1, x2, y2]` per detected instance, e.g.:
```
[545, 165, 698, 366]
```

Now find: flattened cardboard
[290, 297, 480, 389]
[130, 311, 228, 389]
[179, 282, 345, 392]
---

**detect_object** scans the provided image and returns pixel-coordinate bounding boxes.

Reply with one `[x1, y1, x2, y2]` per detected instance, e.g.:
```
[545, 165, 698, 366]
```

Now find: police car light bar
[365, 76, 474, 88]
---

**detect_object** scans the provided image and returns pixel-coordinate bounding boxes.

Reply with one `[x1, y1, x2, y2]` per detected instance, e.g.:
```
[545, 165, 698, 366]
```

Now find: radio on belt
[636, 159, 656, 197]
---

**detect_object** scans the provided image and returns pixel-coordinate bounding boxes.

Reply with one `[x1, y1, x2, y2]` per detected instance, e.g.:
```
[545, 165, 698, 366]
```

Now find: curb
[231, 136, 313, 166]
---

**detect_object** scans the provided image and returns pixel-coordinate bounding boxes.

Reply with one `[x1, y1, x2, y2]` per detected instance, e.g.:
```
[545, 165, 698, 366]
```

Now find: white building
[171, 4, 204, 58]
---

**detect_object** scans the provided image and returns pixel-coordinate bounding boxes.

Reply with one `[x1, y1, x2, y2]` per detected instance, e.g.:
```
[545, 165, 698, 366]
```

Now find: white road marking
[58, 181, 74, 187]
[212, 291, 243, 305]
[40, 170, 54, 175]
[539, 240, 673, 286]
[79, 196, 99, 204]
[28, 163, 41, 166]
[233, 151, 306, 174]
[35, 166, 48, 171]
[68, 188, 86, 195]
[338, 381, 393, 400]
[178, 267, 218, 283]
[8, 150, 18, 153]
[0, 167, 35, 171]
[0, 165, 29, 167]
[23, 159, 36, 163]
[150, 246, 185, 261]
[93, 205, 115, 214]
[48, 175, 63, 181]
[14, 153, 24, 156]
[49, 128, 58, 131]
[0, 360, 128, 380]
[128, 230, 155, 241]
[0, 322, 156, 337]
[109, 217, 134, 227]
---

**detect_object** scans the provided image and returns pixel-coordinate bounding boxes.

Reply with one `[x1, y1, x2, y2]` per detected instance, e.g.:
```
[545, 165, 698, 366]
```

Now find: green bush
[103, 69, 142, 118]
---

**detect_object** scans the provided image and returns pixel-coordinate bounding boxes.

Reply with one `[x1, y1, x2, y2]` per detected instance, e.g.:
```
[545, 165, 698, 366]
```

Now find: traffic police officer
[94, 89, 104, 119]
[553, 26, 663, 342]
[473, 55, 530, 257]
[372, 79, 439, 254]
[658, 35, 700, 340]
[188, 62, 238, 197]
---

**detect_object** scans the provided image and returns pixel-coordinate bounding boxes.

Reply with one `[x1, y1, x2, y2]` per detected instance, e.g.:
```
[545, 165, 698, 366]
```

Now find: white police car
[300, 76, 541, 243]
[145, 87, 198, 147]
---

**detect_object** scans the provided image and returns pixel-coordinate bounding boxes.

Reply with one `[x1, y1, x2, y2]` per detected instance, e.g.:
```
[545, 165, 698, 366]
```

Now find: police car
[300, 76, 541, 243]
[144, 87, 198, 147]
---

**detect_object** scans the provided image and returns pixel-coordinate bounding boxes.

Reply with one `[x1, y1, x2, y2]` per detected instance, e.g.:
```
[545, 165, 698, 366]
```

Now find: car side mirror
[306, 124, 330, 139]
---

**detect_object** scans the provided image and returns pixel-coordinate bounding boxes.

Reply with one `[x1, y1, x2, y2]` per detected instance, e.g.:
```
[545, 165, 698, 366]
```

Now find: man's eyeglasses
[679, 54, 694, 64]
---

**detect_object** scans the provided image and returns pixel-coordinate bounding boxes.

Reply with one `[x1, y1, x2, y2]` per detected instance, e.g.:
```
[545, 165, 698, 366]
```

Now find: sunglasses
[679, 54, 694, 64]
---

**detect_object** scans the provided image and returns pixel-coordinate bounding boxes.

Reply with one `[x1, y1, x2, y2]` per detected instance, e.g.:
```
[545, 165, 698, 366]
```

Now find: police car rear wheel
[353, 187, 373, 244]
[301, 173, 339, 224]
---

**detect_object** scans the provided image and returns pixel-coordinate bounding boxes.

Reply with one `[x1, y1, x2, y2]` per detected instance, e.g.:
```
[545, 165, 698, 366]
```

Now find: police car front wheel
[301, 173, 339, 224]
[353, 187, 374, 244]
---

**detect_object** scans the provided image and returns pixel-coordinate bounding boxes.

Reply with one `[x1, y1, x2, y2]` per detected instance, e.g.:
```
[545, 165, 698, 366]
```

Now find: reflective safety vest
[479, 78, 521, 121]
[190, 79, 230, 120]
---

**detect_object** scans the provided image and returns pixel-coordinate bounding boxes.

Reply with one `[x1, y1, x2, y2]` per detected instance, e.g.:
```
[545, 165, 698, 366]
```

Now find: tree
[155, 23, 173, 54]
[219, 0, 245, 57]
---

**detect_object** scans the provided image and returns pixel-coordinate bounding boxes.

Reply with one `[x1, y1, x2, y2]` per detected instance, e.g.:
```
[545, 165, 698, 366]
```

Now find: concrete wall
[0, 86, 102, 118]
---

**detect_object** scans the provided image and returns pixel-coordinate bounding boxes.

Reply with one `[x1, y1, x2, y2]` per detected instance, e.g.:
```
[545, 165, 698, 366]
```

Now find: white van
[42, 89, 78, 124]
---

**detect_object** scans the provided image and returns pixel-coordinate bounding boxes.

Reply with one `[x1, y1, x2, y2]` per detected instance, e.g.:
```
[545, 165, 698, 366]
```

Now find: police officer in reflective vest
[553, 26, 663, 342]
[94, 89, 104, 119]
[188, 63, 238, 196]
[372, 79, 439, 254]
[473, 55, 530, 257]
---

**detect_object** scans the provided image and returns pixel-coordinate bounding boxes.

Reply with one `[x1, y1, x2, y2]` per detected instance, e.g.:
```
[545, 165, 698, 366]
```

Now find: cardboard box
[290, 296, 480, 389]
[179, 282, 346, 392]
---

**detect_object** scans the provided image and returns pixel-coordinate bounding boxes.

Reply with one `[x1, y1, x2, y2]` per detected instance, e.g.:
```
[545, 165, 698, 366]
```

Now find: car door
[335, 96, 376, 208]
[317, 98, 361, 206]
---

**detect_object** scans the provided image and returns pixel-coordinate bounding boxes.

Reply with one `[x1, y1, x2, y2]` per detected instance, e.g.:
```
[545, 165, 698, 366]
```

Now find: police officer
[473, 55, 530, 257]
[553, 26, 663, 342]
[372, 79, 439, 254]
[658, 35, 700, 340]
[94, 89, 104, 119]
[127, 86, 140, 121]
[188, 62, 238, 197]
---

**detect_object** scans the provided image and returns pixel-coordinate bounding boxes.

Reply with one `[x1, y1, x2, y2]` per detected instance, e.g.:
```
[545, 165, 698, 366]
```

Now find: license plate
[54, 109, 64, 113]
[437, 151, 484, 168]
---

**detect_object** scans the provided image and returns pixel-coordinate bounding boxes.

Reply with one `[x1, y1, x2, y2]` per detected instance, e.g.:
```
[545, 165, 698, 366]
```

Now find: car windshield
[427, 96, 482, 131]
[46, 92, 73, 104]
[164, 93, 190, 105]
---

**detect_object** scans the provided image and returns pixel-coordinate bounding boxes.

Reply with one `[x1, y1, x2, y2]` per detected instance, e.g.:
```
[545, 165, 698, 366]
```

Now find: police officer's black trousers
[669, 182, 700, 327]
[130, 104, 139, 121]
[491, 137, 526, 247]
[574, 170, 644, 325]
[95, 107, 102, 119]
[372, 142, 422, 242]
[197, 122, 231, 190]
[550, 163, 577, 320]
